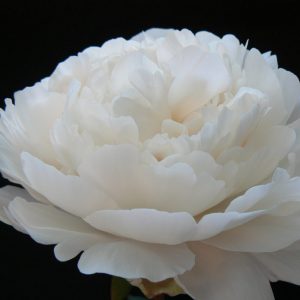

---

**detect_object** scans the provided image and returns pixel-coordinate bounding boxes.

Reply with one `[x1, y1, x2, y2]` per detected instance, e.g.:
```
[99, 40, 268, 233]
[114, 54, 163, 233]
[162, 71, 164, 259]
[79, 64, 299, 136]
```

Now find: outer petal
[204, 169, 300, 252]
[84, 208, 197, 245]
[8, 197, 95, 244]
[85, 207, 266, 246]
[194, 210, 263, 240]
[253, 241, 300, 285]
[176, 243, 274, 300]
[204, 215, 300, 252]
[0, 82, 65, 172]
[78, 239, 195, 282]
[0, 185, 35, 225]
[6, 197, 195, 282]
[21, 152, 117, 217]
[226, 168, 300, 212]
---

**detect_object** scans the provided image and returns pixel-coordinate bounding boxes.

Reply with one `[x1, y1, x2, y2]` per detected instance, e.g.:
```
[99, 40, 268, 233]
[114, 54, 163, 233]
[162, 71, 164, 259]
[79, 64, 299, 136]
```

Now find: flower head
[1, 28, 300, 299]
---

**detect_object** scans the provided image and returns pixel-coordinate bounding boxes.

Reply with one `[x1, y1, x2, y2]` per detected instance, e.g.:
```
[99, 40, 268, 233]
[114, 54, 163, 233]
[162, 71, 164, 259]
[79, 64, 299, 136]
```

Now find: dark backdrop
[0, 1, 299, 299]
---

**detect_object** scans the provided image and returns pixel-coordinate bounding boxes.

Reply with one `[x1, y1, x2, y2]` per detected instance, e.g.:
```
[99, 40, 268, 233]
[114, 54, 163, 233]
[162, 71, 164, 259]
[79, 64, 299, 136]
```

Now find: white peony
[1, 28, 300, 299]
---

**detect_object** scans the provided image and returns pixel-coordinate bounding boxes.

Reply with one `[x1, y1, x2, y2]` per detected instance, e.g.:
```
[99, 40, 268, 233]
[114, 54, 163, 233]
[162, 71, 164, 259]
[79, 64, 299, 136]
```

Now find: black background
[0, 1, 300, 299]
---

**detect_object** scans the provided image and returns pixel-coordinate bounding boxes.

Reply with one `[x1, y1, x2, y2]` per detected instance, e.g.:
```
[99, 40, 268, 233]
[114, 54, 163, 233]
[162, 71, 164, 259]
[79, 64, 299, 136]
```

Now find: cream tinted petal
[54, 234, 100, 262]
[5, 196, 108, 262]
[50, 116, 97, 172]
[113, 96, 162, 140]
[204, 215, 300, 252]
[168, 46, 230, 120]
[176, 243, 274, 300]
[129, 68, 169, 115]
[219, 125, 296, 194]
[203, 169, 300, 252]
[78, 144, 225, 215]
[254, 245, 300, 285]
[244, 48, 285, 126]
[0, 83, 65, 187]
[160, 150, 220, 177]
[77, 144, 140, 208]
[111, 51, 159, 93]
[226, 168, 300, 213]
[277, 68, 300, 123]
[5, 195, 196, 282]
[0, 134, 24, 183]
[132, 28, 172, 42]
[195, 31, 220, 44]
[21, 152, 117, 217]
[262, 51, 278, 69]
[13, 83, 65, 165]
[0, 185, 35, 202]
[84, 209, 197, 245]
[8, 196, 196, 282]
[0, 185, 35, 225]
[7, 197, 95, 244]
[155, 31, 185, 63]
[194, 210, 263, 240]
[48, 54, 90, 93]
[143, 163, 225, 215]
[221, 34, 241, 62]
[78, 239, 195, 282]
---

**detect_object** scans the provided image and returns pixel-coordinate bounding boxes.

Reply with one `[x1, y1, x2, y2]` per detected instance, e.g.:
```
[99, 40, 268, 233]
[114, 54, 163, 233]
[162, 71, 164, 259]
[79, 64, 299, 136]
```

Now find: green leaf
[111, 276, 132, 300]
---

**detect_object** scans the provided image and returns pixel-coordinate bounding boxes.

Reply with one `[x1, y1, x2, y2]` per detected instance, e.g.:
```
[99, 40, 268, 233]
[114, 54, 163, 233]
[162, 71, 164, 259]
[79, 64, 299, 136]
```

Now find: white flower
[1, 28, 300, 299]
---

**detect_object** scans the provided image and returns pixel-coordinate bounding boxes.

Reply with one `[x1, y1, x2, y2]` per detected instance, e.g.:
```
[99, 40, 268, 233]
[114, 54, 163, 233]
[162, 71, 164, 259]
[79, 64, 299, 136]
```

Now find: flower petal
[204, 170, 300, 252]
[84, 208, 197, 245]
[5, 196, 106, 261]
[254, 244, 300, 285]
[0, 185, 34, 225]
[6, 196, 195, 282]
[176, 243, 274, 300]
[226, 168, 300, 212]
[244, 48, 285, 126]
[78, 239, 195, 282]
[21, 152, 117, 217]
[277, 68, 300, 123]
[78, 144, 225, 215]
[8, 197, 95, 244]
[168, 46, 230, 121]
[132, 28, 172, 42]
[194, 210, 263, 240]
[113, 96, 162, 140]
[205, 215, 300, 252]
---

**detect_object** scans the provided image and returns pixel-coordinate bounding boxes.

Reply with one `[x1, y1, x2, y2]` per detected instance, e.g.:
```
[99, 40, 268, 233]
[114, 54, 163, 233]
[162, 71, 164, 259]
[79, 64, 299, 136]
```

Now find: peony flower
[1, 28, 300, 300]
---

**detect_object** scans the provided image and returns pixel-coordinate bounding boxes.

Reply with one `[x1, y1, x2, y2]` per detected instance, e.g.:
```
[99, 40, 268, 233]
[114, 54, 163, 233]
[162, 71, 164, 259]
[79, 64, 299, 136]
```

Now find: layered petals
[78, 144, 225, 215]
[204, 169, 300, 252]
[21, 152, 117, 217]
[3, 196, 195, 282]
